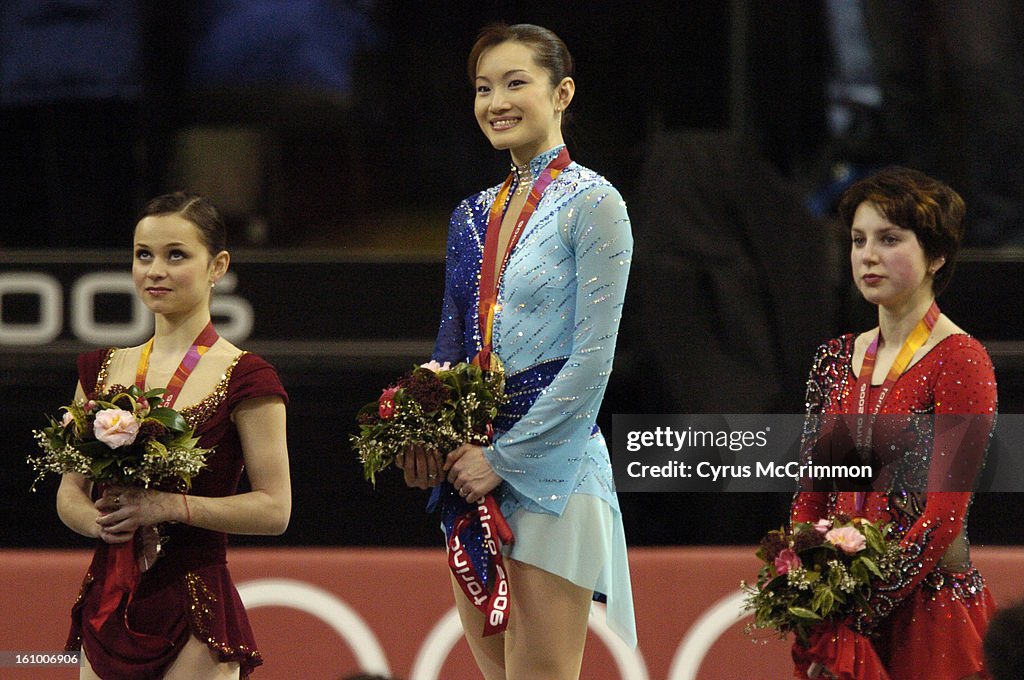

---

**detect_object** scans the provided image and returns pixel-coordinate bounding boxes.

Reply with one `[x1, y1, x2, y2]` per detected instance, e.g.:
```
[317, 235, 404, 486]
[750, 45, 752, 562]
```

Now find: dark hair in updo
[138, 191, 227, 258]
[467, 23, 574, 88]
[838, 166, 965, 295]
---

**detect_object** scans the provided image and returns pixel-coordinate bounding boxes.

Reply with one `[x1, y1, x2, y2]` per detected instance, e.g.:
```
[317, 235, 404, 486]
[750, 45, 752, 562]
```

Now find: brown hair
[838, 166, 965, 295]
[138, 191, 227, 258]
[467, 23, 574, 87]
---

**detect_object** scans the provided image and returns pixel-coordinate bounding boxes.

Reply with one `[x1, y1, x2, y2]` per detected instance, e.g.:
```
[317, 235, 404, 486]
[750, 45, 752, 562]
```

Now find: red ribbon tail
[478, 493, 513, 636]
[794, 621, 890, 680]
[87, 540, 141, 632]
[482, 493, 514, 545]
[481, 555, 510, 637]
[446, 493, 515, 637]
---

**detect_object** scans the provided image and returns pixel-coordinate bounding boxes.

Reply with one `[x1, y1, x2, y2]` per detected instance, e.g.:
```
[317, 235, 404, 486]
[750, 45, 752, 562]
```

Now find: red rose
[378, 387, 399, 420]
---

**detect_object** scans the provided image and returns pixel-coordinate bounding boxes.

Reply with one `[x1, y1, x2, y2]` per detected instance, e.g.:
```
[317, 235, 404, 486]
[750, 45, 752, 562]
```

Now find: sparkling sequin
[186, 572, 263, 666]
[96, 348, 248, 430]
[63, 573, 96, 650]
[433, 146, 635, 646]
[434, 147, 632, 513]
[87, 348, 263, 670]
[793, 332, 997, 677]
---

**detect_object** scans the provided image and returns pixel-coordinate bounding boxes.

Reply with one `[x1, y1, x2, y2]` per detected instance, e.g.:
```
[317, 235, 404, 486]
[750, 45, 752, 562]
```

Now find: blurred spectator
[0, 0, 144, 247]
[167, 1, 378, 243]
[189, 0, 376, 96]
[806, 0, 885, 217]
[806, 2, 1024, 248]
[862, 1, 1024, 246]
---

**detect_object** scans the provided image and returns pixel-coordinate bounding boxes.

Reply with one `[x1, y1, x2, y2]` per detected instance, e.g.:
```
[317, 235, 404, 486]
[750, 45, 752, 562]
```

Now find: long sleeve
[868, 339, 996, 619]
[433, 197, 485, 365]
[791, 338, 849, 525]
[484, 184, 633, 515]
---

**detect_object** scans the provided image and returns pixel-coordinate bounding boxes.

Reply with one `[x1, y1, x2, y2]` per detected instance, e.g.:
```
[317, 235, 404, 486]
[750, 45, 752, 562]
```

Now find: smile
[490, 118, 520, 130]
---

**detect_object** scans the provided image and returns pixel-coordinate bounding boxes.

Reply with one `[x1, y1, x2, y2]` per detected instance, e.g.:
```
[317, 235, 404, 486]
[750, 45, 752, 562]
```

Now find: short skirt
[873, 568, 994, 680]
[505, 492, 637, 648]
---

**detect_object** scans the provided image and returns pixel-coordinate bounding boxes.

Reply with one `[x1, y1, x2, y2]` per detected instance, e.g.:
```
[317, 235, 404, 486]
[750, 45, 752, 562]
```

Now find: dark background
[2, 2, 1022, 550]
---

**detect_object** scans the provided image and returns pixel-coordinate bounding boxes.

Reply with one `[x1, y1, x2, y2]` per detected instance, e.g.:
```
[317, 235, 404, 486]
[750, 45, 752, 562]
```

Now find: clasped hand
[396, 444, 502, 503]
[95, 487, 169, 572]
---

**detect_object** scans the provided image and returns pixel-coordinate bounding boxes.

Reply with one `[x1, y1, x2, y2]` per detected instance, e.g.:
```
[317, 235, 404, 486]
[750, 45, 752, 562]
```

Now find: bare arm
[55, 382, 103, 539]
[57, 472, 101, 539]
[96, 395, 291, 538]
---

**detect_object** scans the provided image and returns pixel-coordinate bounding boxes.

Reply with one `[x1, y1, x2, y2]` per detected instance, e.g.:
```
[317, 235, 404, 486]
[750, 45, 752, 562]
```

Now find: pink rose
[378, 387, 399, 420]
[61, 411, 75, 429]
[825, 526, 867, 554]
[93, 408, 140, 448]
[814, 518, 832, 534]
[774, 548, 802, 575]
[420, 360, 452, 372]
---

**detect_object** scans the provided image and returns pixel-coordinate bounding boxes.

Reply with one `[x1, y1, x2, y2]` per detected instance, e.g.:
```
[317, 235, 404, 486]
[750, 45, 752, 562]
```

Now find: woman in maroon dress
[791, 167, 996, 680]
[56, 193, 291, 679]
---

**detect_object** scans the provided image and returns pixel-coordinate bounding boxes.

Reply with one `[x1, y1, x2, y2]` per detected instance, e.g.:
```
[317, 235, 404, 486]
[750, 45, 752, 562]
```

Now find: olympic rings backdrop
[2, 546, 1023, 679]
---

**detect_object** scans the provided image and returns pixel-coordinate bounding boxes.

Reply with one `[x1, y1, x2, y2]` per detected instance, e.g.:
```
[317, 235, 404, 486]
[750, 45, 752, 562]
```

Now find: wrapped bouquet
[352, 359, 513, 636]
[743, 516, 898, 643]
[30, 383, 212, 620]
[352, 360, 506, 485]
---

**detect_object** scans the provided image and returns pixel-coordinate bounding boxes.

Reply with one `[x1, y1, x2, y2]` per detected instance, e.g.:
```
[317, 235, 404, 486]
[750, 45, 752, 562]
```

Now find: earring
[210, 282, 216, 289]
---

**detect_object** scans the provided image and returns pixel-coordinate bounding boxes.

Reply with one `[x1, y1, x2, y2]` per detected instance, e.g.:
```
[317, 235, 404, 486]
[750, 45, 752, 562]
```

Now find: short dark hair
[837, 166, 965, 295]
[138, 192, 227, 258]
[984, 599, 1024, 680]
[467, 23, 574, 88]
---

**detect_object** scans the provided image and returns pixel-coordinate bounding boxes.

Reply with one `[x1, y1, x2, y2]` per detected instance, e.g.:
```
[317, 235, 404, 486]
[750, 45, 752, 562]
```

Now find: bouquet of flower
[742, 515, 898, 646]
[29, 384, 211, 491]
[352, 360, 507, 485]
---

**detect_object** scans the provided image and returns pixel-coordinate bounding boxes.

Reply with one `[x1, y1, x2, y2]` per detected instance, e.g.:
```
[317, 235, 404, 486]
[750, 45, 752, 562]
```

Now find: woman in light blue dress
[397, 22, 636, 680]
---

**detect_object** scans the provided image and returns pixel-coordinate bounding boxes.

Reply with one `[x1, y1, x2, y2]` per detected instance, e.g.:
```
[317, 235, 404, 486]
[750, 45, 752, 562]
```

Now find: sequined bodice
[86, 347, 285, 504]
[433, 146, 633, 516]
[793, 332, 997, 620]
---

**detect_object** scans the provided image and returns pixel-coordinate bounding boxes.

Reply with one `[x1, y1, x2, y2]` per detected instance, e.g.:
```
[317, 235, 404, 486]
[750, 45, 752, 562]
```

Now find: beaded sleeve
[433, 197, 481, 365]
[479, 184, 631, 513]
[791, 336, 854, 524]
[867, 338, 996, 619]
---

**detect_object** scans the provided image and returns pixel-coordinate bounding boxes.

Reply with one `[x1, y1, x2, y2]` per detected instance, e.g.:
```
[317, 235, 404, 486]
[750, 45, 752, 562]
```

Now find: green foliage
[352, 362, 507, 486]
[742, 517, 897, 646]
[28, 384, 211, 490]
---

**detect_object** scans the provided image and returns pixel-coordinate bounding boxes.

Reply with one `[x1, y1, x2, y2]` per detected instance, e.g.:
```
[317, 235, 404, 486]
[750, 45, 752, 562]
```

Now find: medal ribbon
[135, 321, 220, 408]
[474, 147, 571, 370]
[853, 300, 940, 510]
[447, 493, 515, 636]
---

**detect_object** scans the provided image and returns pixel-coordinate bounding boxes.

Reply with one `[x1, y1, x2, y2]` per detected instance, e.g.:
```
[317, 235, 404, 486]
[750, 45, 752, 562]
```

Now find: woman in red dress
[56, 192, 291, 679]
[791, 167, 996, 680]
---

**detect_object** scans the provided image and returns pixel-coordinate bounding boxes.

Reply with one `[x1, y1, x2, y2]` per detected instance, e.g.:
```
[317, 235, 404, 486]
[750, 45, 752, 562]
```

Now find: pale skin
[847, 202, 961, 377]
[57, 213, 290, 680]
[397, 38, 594, 680]
[809, 202, 979, 680]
